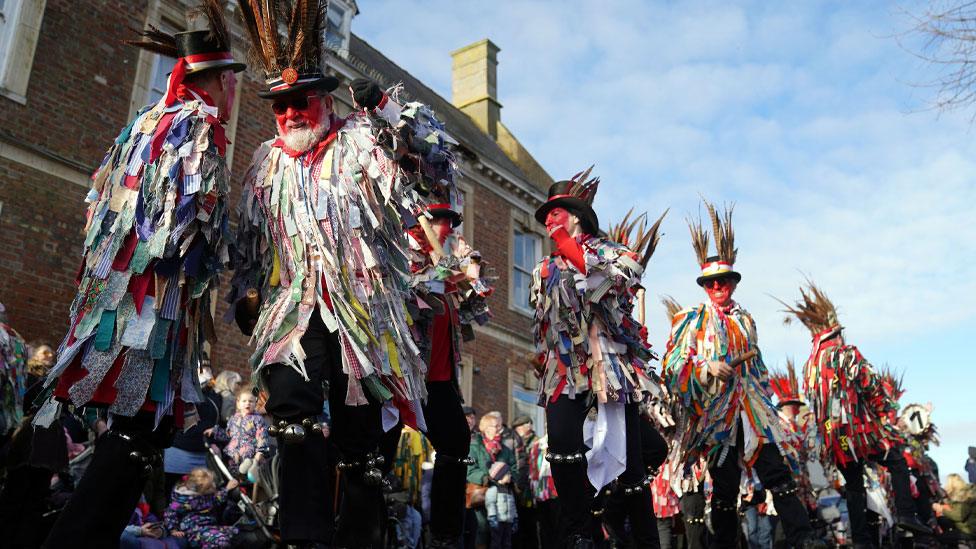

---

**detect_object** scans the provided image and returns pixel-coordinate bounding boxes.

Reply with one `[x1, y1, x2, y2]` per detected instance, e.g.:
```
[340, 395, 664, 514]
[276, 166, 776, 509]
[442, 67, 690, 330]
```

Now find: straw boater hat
[535, 166, 601, 235]
[125, 0, 245, 107]
[238, 0, 340, 99]
[688, 200, 741, 286]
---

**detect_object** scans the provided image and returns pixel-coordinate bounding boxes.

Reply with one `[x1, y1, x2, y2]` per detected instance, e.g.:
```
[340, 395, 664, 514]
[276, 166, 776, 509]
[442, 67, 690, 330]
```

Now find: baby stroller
[207, 444, 279, 547]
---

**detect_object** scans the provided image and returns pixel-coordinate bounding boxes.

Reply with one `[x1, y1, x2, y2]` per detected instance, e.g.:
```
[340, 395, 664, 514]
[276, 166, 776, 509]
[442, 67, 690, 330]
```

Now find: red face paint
[274, 93, 327, 136]
[431, 217, 454, 244]
[703, 277, 736, 307]
[545, 207, 574, 235]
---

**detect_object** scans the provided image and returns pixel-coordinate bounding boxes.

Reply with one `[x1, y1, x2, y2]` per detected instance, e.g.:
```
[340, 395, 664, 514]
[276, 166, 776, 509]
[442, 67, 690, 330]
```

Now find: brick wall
[0, 2, 543, 426]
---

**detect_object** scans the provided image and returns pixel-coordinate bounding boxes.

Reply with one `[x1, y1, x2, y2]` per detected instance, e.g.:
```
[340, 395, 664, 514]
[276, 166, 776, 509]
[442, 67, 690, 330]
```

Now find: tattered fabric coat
[529, 235, 659, 405]
[663, 302, 796, 471]
[40, 86, 231, 425]
[230, 101, 456, 407]
[0, 321, 27, 432]
[802, 330, 903, 466]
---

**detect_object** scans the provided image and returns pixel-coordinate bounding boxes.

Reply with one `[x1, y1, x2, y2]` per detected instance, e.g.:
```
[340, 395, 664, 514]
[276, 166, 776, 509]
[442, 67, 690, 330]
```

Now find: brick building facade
[0, 0, 552, 426]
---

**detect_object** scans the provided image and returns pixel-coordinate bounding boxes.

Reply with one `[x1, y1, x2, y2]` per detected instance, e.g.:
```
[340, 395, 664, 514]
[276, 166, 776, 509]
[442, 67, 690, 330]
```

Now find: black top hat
[695, 255, 742, 287]
[427, 202, 462, 228]
[534, 167, 601, 235]
[174, 31, 245, 75]
[257, 71, 340, 99]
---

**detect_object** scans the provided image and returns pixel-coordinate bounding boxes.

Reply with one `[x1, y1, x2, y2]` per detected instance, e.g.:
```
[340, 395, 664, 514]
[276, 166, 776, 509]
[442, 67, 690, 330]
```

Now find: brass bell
[367, 455, 385, 468]
[302, 418, 314, 430]
[282, 424, 306, 444]
[129, 451, 145, 463]
[364, 467, 383, 486]
[268, 425, 280, 437]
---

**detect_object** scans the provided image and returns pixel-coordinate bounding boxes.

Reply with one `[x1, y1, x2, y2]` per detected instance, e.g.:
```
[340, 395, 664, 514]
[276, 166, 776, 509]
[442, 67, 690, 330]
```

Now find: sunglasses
[271, 94, 318, 115]
[703, 278, 733, 289]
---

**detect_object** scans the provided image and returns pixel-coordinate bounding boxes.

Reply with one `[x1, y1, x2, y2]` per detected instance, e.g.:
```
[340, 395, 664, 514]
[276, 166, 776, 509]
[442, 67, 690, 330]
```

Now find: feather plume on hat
[566, 165, 600, 206]
[660, 295, 682, 323]
[607, 208, 669, 268]
[238, 0, 325, 76]
[124, 25, 179, 58]
[769, 358, 803, 406]
[125, 0, 234, 57]
[779, 279, 841, 335]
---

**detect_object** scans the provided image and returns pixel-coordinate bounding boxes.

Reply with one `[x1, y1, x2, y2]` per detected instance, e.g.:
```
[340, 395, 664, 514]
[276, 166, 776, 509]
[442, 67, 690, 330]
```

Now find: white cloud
[355, 0, 976, 469]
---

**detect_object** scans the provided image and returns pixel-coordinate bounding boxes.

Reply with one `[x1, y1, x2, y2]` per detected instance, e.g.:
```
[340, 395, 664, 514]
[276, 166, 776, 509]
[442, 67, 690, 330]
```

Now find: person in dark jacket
[512, 415, 538, 549]
[163, 385, 223, 495]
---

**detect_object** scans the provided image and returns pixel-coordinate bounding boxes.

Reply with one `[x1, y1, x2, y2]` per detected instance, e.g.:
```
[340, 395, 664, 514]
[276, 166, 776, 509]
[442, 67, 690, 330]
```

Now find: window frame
[0, 0, 45, 105]
[323, 0, 355, 58]
[510, 225, 541, 315]
[508, 369, 546, 433]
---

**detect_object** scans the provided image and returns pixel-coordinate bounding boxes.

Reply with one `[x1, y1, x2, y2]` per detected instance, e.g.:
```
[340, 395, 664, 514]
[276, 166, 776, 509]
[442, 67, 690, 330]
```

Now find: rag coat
[40, 86, 232, 427]
[663, 301, 795, 471]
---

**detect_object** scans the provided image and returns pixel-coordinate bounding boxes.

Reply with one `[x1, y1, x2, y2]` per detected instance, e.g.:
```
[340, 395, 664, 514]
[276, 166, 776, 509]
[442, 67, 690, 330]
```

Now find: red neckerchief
[482, 432, 502, 459]
[714, 300, 737, 316]
[176, 84, 228, 155]
[272, 116, 344, 162]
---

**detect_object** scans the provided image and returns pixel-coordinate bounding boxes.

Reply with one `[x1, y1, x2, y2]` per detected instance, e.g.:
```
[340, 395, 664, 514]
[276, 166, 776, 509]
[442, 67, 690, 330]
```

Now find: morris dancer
[769, 360, 818, 512]
[231, 1, 456, 544]
[663, 201, 821, 549]
[34, 4, 244, 545]
[387, 199, 493, 547]
[781, 282, 930, 547]
[529, 169, 663, 547]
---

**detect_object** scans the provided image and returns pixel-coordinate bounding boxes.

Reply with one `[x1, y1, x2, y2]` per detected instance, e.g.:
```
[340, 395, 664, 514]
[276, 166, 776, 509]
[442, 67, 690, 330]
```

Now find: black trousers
[708, 441, 812, 549]
[262, 310, 384, 545]
[546, 394, 654, 544]
[514, 503, 539, 549]
[680, 491, 707, 549]
[381, 379, 471, 539]
[837, 449, 915, 546]
[536, 499, 562, 549]
[911, 468, 934, 524]
[44, 413, 171, 549]
[604, 417, 667, 548]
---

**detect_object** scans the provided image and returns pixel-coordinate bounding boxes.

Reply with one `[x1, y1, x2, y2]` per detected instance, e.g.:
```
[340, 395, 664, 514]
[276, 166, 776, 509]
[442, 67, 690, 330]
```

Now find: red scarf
[482, 432, 502, 459]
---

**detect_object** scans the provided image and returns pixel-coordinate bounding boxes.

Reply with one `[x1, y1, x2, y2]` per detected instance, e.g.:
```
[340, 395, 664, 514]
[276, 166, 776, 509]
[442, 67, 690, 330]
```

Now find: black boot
[334, 455, 386, 548]
[708, 499, 738, 549]
[895, 514, 933, 535]
[429, 452, 470, 542]
[567, 534, 596, 549]
[768, 481, 821, 549]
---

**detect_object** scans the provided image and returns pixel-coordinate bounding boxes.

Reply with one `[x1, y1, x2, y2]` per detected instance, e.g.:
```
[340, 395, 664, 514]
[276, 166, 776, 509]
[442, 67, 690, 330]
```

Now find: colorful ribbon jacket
[41, 86, 232, 425]
[230, 99, 457, 407]
[0, 322, 27, 432]
[663, 301, 796, 470]
[802, 328, 903, 467]
[408, 231, 492, 384]
[529, 234, 659, 406]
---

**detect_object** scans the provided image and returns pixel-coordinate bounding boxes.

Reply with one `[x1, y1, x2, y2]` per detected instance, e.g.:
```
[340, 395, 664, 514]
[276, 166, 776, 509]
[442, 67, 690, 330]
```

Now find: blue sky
[355, 0, 976, 480]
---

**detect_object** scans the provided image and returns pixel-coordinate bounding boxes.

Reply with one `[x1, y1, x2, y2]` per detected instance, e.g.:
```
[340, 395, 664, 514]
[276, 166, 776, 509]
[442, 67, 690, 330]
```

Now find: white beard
[279, 109, 331, 153]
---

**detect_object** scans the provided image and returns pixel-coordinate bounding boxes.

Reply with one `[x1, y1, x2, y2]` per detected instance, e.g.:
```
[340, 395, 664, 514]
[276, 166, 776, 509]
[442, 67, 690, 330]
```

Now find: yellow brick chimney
[451, 39, 502, 139]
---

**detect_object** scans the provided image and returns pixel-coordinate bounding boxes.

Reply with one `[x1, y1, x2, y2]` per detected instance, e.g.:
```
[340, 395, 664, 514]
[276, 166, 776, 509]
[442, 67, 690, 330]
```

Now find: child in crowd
[163, 468, 239, 549]
[208, 387, 269, 478]
[486, 461, 517, 549]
